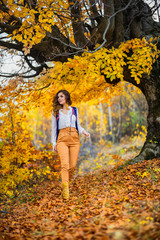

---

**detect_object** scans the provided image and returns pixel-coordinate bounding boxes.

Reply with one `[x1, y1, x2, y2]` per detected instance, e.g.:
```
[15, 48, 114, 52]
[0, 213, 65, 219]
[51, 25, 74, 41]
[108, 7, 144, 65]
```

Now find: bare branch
[0, 40, 23, 51]
[0, 72, 40, 78]
[24, 56, 48, 72]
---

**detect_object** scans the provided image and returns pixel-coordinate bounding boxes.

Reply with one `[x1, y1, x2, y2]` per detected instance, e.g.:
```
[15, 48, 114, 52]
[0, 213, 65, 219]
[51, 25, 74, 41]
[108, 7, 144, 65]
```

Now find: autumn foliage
[1, 159, 160, 239]
[0, 1, 160, 238]
[26, 37, 159, 111]
[0, 36, 159, 198]
[0, 83, 60, 199]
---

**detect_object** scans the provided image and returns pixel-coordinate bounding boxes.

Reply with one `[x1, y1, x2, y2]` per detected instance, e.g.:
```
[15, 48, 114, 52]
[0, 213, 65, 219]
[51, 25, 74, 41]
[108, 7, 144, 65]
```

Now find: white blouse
[51, 106, 85, 146]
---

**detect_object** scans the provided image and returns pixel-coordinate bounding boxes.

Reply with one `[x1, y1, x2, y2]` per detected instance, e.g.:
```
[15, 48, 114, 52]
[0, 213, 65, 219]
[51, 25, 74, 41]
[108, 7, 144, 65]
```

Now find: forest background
[0, 0, 160, 239]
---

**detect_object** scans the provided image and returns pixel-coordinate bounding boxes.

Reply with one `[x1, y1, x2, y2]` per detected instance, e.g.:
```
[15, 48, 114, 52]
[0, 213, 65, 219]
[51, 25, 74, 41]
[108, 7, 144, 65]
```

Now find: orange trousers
[57, 127, 80, 183]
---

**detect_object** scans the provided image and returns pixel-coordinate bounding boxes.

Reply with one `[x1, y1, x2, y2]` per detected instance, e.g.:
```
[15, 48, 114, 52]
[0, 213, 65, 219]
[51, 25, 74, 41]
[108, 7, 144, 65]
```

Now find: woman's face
[58, 92, 66, 105]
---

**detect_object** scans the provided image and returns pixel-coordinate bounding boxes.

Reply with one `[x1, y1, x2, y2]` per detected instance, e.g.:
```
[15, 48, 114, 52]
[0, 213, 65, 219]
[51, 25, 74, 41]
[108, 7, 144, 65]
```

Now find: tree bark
[108, 105, 114, 143]
[116, 96, 122, 142]
[128, 55, 160, 163]
[91, 0, 115, 45]
[113, 0, 124, 47]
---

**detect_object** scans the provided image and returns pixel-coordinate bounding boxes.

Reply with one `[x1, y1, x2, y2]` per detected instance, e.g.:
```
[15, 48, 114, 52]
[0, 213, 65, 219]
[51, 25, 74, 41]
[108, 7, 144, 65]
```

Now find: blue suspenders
[56, 107, 78, 141]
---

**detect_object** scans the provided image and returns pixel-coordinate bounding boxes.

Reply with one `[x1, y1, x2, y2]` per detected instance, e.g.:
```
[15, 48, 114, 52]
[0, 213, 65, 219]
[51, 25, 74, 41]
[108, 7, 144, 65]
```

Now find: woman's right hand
[53, 145, 57, 152]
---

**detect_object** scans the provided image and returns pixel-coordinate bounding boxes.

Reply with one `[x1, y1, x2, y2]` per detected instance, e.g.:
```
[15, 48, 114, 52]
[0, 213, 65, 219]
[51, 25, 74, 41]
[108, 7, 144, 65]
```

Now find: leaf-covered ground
[0, 159, 160, 240]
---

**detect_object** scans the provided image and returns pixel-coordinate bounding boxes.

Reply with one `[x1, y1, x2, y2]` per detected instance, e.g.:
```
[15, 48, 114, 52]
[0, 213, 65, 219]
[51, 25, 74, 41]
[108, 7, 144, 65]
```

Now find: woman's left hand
[83, 130, 90, 138]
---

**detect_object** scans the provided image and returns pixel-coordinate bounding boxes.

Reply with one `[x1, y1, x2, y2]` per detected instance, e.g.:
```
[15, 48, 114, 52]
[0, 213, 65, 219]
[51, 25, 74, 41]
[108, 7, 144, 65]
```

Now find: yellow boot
[62, 182, 69, 200]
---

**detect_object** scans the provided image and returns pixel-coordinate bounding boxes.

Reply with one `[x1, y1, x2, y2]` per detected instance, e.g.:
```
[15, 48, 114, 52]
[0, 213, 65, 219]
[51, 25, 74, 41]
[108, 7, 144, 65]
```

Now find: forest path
[1, 159, 160, 240]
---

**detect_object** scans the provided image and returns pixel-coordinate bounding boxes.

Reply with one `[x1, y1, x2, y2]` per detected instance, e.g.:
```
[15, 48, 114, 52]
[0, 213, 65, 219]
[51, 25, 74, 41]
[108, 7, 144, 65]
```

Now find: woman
[51, 90, 90, 200]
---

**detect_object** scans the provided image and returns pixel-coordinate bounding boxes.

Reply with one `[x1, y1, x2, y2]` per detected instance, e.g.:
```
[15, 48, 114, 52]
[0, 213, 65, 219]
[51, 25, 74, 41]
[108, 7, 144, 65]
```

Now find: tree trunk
[108, 105, 114, 143]
[85, 105, 92, 145]
[116, 96, 122, 142]
[129, 56, 160, 163]
[99, 102, 105, 140]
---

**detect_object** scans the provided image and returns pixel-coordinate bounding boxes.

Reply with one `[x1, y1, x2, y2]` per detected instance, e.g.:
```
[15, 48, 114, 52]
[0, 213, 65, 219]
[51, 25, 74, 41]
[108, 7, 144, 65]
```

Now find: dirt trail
[0, 159, 160, 240]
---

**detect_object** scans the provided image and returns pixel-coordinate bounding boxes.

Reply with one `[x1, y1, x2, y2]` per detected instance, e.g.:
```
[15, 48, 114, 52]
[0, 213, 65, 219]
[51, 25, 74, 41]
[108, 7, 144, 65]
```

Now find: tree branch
[24, 56, 48, 73]
[0, 40, 23, 51]
[0, 72, 41, 78]
[0, 23, 19, 32]
[113, 0, 124, 47]
[90, 0, 133, 52]
[89, 0, 102, 25]
[0, 1, 21, 24]
[91, 0, 115, 45]
[68, 0, 91, 48]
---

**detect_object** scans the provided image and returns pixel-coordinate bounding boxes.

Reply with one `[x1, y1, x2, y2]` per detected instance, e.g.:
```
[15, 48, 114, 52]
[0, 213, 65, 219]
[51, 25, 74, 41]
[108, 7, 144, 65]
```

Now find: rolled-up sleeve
[76, 108, 85, 134]
[51, 113, 57, 146]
